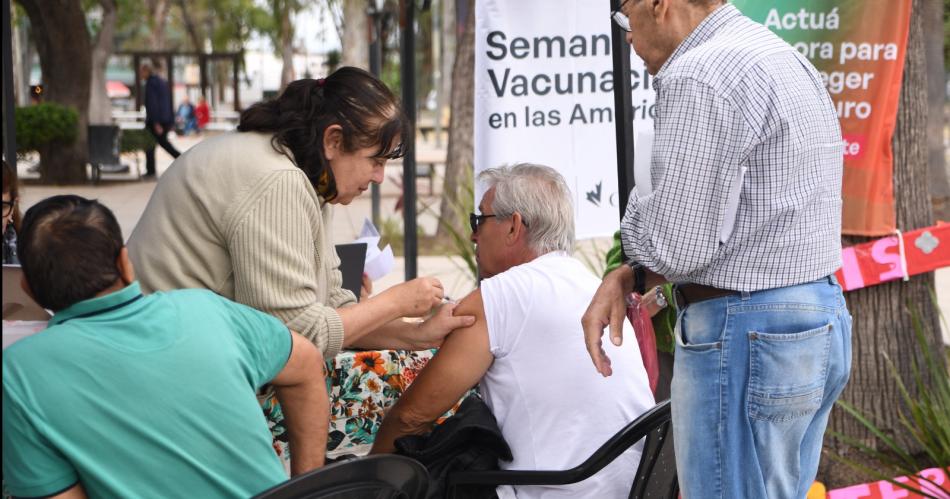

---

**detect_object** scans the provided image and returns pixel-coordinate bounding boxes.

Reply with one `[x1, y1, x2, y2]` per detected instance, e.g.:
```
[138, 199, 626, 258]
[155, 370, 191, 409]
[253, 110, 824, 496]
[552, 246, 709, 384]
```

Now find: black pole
[1, 0, 16, 168]
[369, 11, 383, 229]
[233, 53, 241, 111]
[400, 0, 418, 280]
[133, 55, 142, 110]
[166, 54, 174, 112]
[198, 54, 208, 98]
[610, 0, 636, 225]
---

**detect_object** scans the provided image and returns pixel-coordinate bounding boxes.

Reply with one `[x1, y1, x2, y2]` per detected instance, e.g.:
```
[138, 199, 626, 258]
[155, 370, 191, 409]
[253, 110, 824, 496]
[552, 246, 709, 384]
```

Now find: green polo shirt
[2, 282, 292, 498]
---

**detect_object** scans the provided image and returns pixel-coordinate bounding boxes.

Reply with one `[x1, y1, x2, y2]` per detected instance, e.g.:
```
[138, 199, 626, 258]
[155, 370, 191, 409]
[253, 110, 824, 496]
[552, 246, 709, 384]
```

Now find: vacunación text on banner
[474, 0, 911, 239]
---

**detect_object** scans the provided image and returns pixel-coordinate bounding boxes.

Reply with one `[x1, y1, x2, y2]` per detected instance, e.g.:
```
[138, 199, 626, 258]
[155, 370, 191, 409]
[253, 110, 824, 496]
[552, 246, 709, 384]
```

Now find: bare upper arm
[392, 289, 493, 425]
[270, 330, 323, 387]
[47, 483, 87, 499]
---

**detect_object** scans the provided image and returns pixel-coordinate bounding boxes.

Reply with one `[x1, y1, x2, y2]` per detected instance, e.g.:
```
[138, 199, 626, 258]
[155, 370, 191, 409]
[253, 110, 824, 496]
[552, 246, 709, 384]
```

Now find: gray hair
[478, 163, 575, 254]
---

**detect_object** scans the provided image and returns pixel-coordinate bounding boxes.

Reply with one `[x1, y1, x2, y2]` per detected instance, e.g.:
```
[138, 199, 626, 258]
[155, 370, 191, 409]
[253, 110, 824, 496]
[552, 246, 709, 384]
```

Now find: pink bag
[626, 293, 659, 395]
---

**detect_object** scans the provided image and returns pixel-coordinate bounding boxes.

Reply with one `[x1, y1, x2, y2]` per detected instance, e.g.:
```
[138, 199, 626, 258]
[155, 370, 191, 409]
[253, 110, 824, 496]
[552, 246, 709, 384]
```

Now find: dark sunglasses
[469, 213, 496, 233]
[469, 212, 529, 233]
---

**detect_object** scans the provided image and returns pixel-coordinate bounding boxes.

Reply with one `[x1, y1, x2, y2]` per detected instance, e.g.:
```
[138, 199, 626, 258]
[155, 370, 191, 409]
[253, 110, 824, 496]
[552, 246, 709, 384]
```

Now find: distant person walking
[140, 63, 180, 178]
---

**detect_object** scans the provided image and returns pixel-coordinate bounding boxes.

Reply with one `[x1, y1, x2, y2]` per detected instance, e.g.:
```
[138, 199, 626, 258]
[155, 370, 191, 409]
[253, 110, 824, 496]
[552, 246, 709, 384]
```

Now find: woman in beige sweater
[128, 67, 472, 359]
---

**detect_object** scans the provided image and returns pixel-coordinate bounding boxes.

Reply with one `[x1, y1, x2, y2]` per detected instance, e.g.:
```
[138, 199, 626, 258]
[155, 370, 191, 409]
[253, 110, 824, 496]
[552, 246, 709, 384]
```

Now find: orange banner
[733, 1, 914, 236]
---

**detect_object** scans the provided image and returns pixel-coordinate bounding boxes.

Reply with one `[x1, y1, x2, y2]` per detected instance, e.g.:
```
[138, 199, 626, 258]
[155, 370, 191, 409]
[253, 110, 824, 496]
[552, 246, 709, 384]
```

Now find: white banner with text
[474, 0, 654, 239]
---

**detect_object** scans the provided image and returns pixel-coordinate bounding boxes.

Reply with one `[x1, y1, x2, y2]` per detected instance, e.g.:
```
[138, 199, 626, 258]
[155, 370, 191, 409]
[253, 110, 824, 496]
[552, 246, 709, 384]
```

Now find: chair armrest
[445, 400, 672, 497]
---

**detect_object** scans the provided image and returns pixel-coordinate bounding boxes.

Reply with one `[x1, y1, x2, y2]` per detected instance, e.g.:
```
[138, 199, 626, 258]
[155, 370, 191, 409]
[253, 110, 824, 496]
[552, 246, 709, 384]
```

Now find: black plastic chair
[252, 454, 430, 499]
[87, 125, 128, 184]
[445, 400, 677, 499]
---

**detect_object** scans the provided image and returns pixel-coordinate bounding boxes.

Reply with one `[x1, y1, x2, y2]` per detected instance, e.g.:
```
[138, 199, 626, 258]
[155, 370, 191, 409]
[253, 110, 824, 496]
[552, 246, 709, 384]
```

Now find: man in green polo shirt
[2, 195, 328, 498]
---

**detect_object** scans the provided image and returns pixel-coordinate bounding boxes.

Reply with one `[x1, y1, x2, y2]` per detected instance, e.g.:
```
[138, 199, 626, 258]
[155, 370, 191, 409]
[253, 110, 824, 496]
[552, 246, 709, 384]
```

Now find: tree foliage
[111, 0, 270, 53]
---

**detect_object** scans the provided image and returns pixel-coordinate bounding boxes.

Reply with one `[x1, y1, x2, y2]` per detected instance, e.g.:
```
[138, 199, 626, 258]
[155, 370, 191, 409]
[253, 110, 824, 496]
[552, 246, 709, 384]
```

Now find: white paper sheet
[354, 218, 395, 281]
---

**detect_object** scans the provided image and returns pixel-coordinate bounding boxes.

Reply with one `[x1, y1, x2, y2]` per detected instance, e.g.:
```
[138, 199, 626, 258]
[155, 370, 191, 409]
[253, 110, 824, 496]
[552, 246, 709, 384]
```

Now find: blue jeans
[671, 276, 852, 499]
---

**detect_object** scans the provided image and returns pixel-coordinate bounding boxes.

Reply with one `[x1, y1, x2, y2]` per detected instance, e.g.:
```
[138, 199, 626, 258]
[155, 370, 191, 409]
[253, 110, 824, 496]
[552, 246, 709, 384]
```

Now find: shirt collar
[49, 281, 144, 327]
[655, 3, 741, 84]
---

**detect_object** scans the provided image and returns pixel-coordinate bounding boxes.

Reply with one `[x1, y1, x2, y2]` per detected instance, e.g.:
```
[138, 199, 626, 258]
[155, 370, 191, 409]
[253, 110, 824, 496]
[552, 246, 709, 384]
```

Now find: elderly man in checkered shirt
[582, 1, 852, 498]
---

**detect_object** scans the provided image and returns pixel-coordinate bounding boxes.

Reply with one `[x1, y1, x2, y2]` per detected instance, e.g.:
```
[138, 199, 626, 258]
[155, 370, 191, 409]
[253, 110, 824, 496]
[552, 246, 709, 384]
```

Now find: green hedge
[15, 103, 79, 152]
[119, 129, 156, 153]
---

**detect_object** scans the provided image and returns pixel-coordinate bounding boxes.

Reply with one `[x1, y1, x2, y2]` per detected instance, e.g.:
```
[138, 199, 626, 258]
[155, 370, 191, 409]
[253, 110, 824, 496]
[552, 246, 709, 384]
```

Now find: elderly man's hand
[581, 265, 634, 377]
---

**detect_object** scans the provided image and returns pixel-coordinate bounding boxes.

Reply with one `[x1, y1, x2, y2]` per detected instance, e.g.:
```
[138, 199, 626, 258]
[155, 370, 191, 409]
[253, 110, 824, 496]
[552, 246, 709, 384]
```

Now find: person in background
[3, 195, 329, 498]
[195, 95, 210, 132]
[176, 96, 198, 135]
[372, 165, 654, 499]
[140, 63, 181, 178]
[583, 1, 851, 498]
[2, 159, 21, 264]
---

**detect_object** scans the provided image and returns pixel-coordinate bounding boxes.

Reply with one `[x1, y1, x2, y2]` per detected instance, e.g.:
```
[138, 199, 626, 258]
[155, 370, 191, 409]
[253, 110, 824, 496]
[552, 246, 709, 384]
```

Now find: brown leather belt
[673, 283, 738, 309]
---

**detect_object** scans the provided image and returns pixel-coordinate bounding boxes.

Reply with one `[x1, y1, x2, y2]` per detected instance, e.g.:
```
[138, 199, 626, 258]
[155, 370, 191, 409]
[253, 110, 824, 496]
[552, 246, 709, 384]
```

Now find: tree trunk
[88, 0, 117, 125]
[12, 7, 32, 106]
[341, 0, 368, 70]
[279, 3, 296, 90]
[818, 0, 944, 488]
[216, 61, 228, 109]
[417, 7, 433, 103]
[439, 0, 455, 109]
[17, 0, 91, 184]
[177, 0, 205, 52]
[435, 0, 473, 237]
[146, 0, 171, 52]
[924, 0, 949, 221]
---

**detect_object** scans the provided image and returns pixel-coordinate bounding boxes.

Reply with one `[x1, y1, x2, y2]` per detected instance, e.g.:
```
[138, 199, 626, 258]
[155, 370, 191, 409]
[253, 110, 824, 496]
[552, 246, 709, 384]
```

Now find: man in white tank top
[372, 164, 654, 498]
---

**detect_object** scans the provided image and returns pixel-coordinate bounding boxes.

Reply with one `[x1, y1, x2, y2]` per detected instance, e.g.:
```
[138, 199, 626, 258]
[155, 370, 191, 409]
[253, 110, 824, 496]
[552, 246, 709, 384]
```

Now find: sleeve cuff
[7, 476, 79, 499]
[329, 287, 357, 308]
[322, 309, 345, 359]
[284, 304, 345, 360]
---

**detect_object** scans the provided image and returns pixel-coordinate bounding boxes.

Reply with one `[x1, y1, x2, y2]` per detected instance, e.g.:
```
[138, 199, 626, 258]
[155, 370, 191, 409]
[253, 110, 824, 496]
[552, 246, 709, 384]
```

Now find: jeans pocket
[676, 300, 727, 352]
[748, 323, 832, 422]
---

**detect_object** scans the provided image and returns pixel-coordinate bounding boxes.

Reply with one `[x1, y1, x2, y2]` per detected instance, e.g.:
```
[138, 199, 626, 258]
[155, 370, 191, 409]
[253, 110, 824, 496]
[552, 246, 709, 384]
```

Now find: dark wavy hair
[237, 67, 410, 201]
[18, 195, 125, 311]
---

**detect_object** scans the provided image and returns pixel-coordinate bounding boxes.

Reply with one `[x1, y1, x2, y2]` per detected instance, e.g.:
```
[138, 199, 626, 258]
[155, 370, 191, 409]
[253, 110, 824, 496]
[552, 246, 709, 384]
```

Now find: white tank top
[480, 252, 655, 498]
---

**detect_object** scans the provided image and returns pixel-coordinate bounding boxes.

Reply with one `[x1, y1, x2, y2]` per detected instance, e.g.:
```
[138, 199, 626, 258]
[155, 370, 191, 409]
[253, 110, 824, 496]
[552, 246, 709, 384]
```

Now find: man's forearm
[371, 403, 433, 454]
[275, 379, 329, 475]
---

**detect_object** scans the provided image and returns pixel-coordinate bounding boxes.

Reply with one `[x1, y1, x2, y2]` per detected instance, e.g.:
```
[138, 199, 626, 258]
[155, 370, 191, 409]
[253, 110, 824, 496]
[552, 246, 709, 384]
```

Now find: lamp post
[2, 0, 16, 170]
[368, 0, 386, 229]
[400, 0, 418, 280]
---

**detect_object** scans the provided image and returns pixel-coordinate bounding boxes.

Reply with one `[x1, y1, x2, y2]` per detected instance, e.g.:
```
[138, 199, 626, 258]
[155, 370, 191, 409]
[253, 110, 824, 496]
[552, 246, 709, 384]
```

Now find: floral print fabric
[262, 349, 462, 462]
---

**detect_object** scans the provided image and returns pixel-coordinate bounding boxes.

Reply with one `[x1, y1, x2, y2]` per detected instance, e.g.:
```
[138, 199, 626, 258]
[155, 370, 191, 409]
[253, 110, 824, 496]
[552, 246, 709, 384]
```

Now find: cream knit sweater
[128, 132, 355, 358]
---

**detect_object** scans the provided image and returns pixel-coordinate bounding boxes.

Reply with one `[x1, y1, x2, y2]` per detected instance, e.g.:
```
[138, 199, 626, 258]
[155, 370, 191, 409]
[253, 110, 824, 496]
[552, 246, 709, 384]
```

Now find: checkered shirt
[621, 4, 843, 292]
